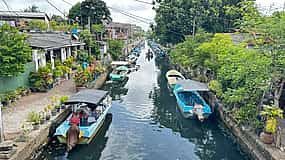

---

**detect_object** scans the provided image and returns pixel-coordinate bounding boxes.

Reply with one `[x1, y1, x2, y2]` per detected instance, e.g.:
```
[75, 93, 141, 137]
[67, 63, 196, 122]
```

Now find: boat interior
[112, 69, 128, 75]
[69, 103, 107, 127]
[168, 74, 184, 80]
[178, 91, 204, 107]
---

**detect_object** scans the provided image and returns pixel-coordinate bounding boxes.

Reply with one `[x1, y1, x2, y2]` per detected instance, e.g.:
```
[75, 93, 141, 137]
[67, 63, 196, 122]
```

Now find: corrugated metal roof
[106, 22, 131, 29]
[27, 32, 84, 49]
[65, 89, 108, 105]
[0, 11, 50, 20]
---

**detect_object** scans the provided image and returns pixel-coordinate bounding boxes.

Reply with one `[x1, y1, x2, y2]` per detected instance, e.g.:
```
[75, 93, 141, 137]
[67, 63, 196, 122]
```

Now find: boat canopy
[111, 61, 129, 66]
[115, 66, 129, 71]
[176, 79, 209, 91]
[64, 89, 108, 105]
[166, 70, 184, 77]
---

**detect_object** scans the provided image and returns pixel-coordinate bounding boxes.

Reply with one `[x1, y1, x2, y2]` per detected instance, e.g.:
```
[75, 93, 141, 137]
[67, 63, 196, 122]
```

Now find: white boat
[166, 70, 185, 89]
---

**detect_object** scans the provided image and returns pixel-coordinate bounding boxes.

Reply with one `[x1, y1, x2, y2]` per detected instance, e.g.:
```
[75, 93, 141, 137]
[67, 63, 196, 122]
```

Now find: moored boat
[54, 89, 112, 148]
[109, 66, 129, 81]
[166, 70, 185, 89]
[126, 55, 138, 64]
[173, 80, 211, 121]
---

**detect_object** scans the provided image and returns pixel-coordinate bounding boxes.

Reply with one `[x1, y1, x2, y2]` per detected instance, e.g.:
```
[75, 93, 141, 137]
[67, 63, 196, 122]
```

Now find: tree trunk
[89, 47, 92, 55]
[274, 77, 285, 107]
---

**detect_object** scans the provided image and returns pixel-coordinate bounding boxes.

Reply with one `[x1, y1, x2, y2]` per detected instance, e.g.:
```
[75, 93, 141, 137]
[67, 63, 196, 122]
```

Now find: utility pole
[88, 16, 91, 32]
[0, 103, 4, 143]
[192, 16, 196, 39]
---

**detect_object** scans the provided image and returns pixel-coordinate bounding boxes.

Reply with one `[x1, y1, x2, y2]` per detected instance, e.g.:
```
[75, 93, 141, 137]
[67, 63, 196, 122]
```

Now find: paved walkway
[2, 80, 76, 140]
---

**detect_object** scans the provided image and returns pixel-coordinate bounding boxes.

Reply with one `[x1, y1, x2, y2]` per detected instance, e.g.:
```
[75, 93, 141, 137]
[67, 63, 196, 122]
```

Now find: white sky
[0, 0, 284, 30]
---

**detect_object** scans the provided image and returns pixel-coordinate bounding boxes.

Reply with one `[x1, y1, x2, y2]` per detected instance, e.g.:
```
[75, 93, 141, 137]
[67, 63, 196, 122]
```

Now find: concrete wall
[0, 63, 35, 93]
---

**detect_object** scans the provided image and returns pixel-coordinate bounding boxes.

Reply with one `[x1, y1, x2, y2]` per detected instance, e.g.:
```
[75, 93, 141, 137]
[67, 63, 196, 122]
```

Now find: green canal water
[37, 43, 248, 160]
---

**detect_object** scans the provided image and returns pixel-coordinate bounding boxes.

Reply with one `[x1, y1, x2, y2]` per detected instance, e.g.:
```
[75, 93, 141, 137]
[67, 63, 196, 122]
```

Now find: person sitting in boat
[70, 112, 80, 126]
[79, 110, 88, 126]
[87, 108, 97, 124]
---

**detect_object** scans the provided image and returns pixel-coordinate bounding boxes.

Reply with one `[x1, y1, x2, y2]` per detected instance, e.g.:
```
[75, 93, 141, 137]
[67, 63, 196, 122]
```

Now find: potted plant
[259, 105, 283, 144]
[50, 105, 57, 116]
[60, 96, 69, 109]
[44, 107, 51, 121]
[74, 67, 91, 91]
[15, 88, 22, 100]
[55, 104, 61, 112]
[39, 112, 45, 124]
[2, 94, 11, 106]
[27, 111, 41, 130]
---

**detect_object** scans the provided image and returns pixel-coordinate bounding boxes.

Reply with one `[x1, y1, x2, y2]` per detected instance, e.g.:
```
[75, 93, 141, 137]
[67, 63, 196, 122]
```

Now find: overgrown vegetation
[165, 2, 285, 129]
[0, 24, 32, 77]
[108, 40, 124, 60]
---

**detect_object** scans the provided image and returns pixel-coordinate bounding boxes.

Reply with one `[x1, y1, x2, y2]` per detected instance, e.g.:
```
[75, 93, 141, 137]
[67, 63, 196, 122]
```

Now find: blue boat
[109, 66, 129, 81]
[54, 89, 112, 146]
[173, 80, 212, 121]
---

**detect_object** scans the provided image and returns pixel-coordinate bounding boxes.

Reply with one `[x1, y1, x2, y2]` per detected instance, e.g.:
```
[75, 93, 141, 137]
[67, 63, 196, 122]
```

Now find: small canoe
[166, 70, 185, 89]
[173, 79, 212, 121]
[110, 66, 129, 81]
[54, 89, 112, 147]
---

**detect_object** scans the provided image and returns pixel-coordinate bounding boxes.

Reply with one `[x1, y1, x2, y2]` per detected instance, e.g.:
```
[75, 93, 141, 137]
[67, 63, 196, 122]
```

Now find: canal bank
[0, 71, 109, 160]
[162, 51, 285, 160]
[37, 42, 247, 160]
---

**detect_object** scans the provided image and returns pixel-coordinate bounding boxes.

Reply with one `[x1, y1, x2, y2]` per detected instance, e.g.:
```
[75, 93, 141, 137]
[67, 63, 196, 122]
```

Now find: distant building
[0, 11, 50, 28]
[105, 22, 132, 40]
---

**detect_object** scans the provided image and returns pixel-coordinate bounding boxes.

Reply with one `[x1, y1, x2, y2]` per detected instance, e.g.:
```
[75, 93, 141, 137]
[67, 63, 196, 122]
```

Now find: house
[27, 32, 85, 71]
[0, 11, 50, 28]
[223, 33, 256, 49]
[105, 22, 132, 40]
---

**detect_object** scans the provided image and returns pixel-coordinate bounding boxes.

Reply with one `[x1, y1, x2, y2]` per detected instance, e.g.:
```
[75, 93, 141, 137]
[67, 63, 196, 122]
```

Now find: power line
[108, 6, 153, 22]
[108, 7, 151, 24]
[61, 0, 73, 6]
[1, 0, 19, 17]
[45, 0, 66, 16]
[108, 7, 185, 37]
[131, 0, 154, 5]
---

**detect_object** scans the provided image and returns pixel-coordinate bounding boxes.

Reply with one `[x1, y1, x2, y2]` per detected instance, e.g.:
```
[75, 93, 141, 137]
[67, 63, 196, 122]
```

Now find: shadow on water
[102, 77, 129, 102]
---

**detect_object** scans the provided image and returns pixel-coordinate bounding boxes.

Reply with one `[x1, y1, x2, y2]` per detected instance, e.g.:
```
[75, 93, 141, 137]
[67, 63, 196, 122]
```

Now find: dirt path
[2, 80, 76, 140]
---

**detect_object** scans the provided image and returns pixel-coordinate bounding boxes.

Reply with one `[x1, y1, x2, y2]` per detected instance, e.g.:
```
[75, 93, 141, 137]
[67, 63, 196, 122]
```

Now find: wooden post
[0, 103, 4, 142]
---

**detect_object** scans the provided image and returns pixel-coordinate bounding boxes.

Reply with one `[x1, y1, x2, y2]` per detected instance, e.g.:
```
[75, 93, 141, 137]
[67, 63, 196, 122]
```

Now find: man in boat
[193, 103, 205, 121]
[67, 112, 80, 152]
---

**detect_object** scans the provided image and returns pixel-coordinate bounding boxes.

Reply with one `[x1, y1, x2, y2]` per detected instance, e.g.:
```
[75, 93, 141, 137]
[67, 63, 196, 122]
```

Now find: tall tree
[68, 0, 111, 26]
[80, 0, 112, 25]
[153, 0, 253, 45]
[24, 5, 40, 12]
[68, 2, 81, 23]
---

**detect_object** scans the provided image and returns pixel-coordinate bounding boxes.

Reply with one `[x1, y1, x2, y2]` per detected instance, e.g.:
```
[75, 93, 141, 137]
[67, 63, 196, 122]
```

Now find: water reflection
[38, 42, 247, 160]
[150, 58, 246, 160]
[102, 78, 129, 101]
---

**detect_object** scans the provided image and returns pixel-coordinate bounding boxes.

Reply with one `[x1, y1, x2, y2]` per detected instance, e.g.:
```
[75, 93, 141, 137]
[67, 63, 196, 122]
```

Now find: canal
[37, 42, 248, 160]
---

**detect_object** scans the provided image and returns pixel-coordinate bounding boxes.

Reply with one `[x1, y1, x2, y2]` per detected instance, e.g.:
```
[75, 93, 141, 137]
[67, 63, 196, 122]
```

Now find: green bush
[208, 80, 223, 97]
